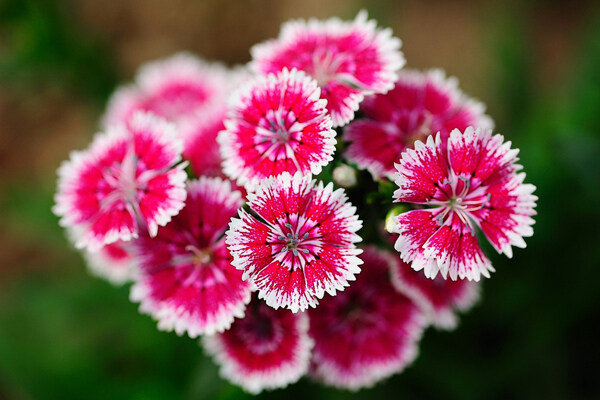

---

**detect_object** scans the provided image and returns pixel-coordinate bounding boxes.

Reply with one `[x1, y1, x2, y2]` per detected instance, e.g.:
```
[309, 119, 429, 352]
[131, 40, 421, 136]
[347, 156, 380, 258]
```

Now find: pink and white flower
[251, 10, 404, 127]
[226, 172, 363, 313]
[218, 68, 336, 190]
[83, 241, 138, 285]
[53, 111, 187, 251]
[389, 249, 479, 330]
[343, 69, 494, 180]
[393, 128, 537, 281]
[65, 226, 138, 285]
[130, 177, 251, 337]
[102, 53, 232, 127]
[202, 295, 313, 394]
[180, 105, 227, 178]
[308, 246, 426, 390]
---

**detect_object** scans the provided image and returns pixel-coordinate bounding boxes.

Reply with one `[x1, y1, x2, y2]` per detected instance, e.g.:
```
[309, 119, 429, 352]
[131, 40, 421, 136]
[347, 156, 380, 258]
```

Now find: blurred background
[1, 0, 599, 399]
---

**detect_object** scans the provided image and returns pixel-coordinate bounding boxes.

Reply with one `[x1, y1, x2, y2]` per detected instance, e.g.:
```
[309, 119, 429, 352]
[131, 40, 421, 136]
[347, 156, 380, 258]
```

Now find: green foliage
[0, 0, 117, 101]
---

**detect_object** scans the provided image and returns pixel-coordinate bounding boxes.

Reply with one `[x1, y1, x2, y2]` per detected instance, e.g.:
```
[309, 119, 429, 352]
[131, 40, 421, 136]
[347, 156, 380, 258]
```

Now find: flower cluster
[54, 11, 537, 394]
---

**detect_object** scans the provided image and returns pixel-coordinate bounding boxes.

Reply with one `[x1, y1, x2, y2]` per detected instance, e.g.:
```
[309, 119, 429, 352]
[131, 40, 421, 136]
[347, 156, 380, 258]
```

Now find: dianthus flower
[53, 111, 187, 250]
[393, 128, 537, 281]
[251, 11, 403, 127]
[180, 105, 227, 178]
[66, 226, 138, 285]
[102, 53, 231, 127]
[218, 68, 336, 189]
[83, 241, 138, 285]
[130, 177, 251, 337]
[308, 245, 426, 390]
[343, 69, 493, 180]
[226, 172, 363, 313]
[388, 247, 479, 329]
[202, 295, 313, 394]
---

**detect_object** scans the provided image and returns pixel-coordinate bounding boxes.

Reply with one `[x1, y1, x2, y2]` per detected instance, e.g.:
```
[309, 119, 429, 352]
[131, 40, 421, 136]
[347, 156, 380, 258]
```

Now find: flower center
[269, 216, 324, 270]
[311, 48, 342, 86]
[447, 196, 463, 210]
[98, 141, 143, 214]
[186, 245, 212, 267]
[172, 243, 226, 288]
[238, 310, 284, 354]
[278, 222, 311, 257]
[253, 108, 308, 172]
[268, 120, 291, 143]
[256, 109, 297, 142]
[392, 109, 434, 148]
[429, 174, 490, 230]
[143, 83, 208, 122]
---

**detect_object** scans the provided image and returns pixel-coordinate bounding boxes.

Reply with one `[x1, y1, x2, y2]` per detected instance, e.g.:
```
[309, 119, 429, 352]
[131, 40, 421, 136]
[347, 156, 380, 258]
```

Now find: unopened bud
[385, 205, 409, 233]
[333, 164, 357, 188]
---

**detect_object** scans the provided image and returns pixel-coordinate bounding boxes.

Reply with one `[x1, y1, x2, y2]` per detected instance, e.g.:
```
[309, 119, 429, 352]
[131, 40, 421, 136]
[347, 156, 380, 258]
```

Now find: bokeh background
[1, 0, 599, 399]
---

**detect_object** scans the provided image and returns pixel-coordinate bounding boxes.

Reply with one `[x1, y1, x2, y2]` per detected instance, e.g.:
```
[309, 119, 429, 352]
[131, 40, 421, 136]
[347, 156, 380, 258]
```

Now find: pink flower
[226, 172, 363, 313]
[393, 128, 537, 281]
[179, 105, 227, 178]
[202, 295, 313, 394]
[308, 246, 426, 390]
[343, 69, 494, 180]
[251, 10, 404, 127]
[53, 111, 187, 250]
[102, 53, 232, 127]
[130, 177, 251, 337]
[389, 248, 479, 330]
[83, 241, 138, 285]
[66, 226, 138, 285]
[218, 68, 336, 189]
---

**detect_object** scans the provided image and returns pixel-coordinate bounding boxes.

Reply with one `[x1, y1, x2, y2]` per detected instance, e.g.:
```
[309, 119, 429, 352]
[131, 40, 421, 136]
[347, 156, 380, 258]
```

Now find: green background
[1, 0, 599, 399]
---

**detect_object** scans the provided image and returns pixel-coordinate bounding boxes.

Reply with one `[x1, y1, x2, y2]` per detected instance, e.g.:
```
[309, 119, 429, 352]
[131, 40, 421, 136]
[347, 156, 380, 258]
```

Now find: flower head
[102, 53, 232, 127]
[388, 247, 479, 329]
[65, 225, 138, 285]
[218, 68, 336, 190]
[393, 128, 537, 281]
[53, 111, 187, 250]
[180, 105, 227, 177]
[308, 246, 426, 390]
[343, 69, 494, 180]
[130, 177, 251, 337]
[252, 11, 404, 127]
[83, 241, 138, 285]
[226, 172, 363, 313]
[202, 295, 313, 394]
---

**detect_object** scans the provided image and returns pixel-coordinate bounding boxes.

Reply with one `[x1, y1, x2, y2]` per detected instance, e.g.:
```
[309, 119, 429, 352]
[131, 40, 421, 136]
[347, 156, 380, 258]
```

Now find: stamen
[436, 213, 444, 226]
[457, 175, 471, 198]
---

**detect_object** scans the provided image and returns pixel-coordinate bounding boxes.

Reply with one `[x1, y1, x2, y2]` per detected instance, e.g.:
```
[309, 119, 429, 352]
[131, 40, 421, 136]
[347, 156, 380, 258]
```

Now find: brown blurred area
[0, 0, 590, 276]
